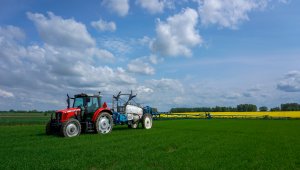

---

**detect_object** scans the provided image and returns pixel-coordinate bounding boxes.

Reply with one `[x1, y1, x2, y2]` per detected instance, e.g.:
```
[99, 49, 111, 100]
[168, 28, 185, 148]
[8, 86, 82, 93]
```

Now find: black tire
[95, 112, 113, 134]
[45, 121, 53, 135]
[142, 113, 152, 129]
[60, 118, 81, 137]
[128, 122, 138, 129]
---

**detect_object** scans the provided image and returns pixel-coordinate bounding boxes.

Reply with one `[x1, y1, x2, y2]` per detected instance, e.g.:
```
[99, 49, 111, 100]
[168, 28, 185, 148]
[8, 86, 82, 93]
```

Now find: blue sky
[0, 0, 300, 111]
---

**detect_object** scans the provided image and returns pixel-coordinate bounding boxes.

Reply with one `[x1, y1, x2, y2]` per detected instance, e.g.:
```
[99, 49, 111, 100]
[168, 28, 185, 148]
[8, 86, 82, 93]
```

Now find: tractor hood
[56, 108, 81, 114]
[55, 108, 81, 122]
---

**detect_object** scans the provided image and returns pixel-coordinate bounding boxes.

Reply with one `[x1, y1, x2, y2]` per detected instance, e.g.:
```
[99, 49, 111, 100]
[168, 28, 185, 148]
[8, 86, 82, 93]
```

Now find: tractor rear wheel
[60, 118, 81, 137]
[142, 113, 152, 129]
[45, 121, 53, 135]
[95, 112, 113, 134]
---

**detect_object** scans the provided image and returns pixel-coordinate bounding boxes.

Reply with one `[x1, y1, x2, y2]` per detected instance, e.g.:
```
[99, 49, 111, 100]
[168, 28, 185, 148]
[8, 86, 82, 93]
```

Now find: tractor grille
[55, 112, 62, 120]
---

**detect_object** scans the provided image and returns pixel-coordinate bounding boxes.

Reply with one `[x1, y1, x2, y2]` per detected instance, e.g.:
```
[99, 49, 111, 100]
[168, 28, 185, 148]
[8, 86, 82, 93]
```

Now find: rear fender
[92, 106, 112, 122]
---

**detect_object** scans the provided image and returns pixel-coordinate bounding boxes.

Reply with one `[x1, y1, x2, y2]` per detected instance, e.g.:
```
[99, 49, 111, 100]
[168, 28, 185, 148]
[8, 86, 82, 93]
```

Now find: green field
[0, 119, 299, 170]
[0, 112, 50, 125]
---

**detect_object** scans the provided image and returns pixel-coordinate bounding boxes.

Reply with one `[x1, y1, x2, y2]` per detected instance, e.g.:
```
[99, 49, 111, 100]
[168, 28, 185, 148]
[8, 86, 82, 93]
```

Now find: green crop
[0, 119, 299, 169]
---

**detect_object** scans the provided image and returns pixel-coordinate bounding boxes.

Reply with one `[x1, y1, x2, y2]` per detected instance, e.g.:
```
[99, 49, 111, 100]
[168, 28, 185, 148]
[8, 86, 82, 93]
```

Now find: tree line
[0, 110, 55, 113]
[170, 103, 300, 113]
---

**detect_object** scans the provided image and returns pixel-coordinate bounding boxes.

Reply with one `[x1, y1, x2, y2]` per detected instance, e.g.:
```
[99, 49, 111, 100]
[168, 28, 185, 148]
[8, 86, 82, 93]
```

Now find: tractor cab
[69, 93, 101, 120]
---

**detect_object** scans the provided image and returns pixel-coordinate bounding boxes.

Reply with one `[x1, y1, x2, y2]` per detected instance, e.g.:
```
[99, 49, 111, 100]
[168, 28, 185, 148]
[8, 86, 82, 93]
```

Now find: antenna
[67, 94, 70, 108]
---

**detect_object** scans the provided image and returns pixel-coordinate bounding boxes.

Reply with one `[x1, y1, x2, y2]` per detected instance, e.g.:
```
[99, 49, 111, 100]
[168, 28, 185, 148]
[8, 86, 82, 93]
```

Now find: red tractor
[46, 93, 113, 137]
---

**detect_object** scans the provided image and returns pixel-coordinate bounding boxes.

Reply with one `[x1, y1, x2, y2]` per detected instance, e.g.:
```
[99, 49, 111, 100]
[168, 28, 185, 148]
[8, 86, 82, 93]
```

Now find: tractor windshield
[73, 97, 84, 108]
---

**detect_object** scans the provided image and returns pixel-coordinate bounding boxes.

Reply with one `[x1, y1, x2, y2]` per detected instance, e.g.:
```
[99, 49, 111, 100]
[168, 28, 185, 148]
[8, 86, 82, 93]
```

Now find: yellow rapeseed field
[160, 111, 300, 118]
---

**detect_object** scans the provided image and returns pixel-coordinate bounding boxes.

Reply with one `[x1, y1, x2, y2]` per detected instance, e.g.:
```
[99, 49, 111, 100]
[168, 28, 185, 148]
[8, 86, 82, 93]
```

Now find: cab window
[87, 97, 99, 113]
[73, 97, 84, 108]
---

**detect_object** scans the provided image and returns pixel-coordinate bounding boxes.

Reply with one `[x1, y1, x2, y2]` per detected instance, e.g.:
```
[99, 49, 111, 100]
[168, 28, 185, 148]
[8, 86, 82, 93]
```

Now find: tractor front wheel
[60, 118, 81, 137]
[95, 112, 113, 134]
[142, 114, 152, 129]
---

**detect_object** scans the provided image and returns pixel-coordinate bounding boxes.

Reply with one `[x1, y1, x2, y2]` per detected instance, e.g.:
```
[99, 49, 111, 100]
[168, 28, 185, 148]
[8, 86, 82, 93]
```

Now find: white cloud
[0, 25, 27, 65]
[173, 96, 186, 105]
[136, 0, 165, 14]
[150, 78, 184, 93]
[0, 23, 136, 110]
[102, 0, 130, 17]
[88, 48, 115, 61]
[242, 86, 262, 97]
[27, 11, 115, 63]
[197, 0, 268, 29]
[38, 45, 130, 87]
[277, 71, 300, 92]
[138, 36, 152, 46]
[98, 37, 132, 55]
[134, 78, 186, 110]
[26, 45, 46, 63]
[68, 64, 136, 87]
[127, 58, 155, 75]
[91, 19, 116, 32]
[127, 54, 163, 75]
[0, 25, 25, 41]
[0, 89, 14, 98]
[27, 12, 95, 49]
[148, 54, 159, 64]
[137, 86, 154, 93]
[222, 92, 242, 99]
[152, 8, 202, 57]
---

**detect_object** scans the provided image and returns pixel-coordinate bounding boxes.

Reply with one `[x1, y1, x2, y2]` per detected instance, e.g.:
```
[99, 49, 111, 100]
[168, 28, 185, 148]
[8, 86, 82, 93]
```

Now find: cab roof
[74, 93, 101, 98]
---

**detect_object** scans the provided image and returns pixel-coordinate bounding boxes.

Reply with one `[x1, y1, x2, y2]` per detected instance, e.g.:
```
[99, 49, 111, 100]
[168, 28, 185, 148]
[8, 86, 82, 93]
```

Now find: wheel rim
[144, 117, 152, 129]
[98, 116, 111, 134]
[66, 123, 79, 137]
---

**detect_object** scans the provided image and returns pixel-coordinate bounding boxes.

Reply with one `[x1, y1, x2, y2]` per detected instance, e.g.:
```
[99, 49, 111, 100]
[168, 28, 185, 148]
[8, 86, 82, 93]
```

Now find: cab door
[87, 97, 99, 115]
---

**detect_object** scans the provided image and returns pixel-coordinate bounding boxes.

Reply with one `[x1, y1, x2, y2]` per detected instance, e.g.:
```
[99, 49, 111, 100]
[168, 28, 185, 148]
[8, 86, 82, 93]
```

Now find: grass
[0, 119, 299, 169]
[0, 112, 50, 125]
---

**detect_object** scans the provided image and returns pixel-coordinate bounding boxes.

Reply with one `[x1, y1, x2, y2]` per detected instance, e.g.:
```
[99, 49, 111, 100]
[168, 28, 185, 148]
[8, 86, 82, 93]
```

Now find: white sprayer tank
[125, 105, 143, 121]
